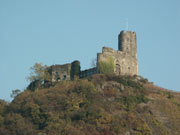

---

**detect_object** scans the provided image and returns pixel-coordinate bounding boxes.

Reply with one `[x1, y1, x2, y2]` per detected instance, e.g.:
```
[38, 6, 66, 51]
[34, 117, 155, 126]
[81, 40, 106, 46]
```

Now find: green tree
[27, 80, 42, 91]
[10, 89, 21, 98]
[4, 113, 36, 135]
[27, 63, 50, 82]
[98, 56, 115, 75]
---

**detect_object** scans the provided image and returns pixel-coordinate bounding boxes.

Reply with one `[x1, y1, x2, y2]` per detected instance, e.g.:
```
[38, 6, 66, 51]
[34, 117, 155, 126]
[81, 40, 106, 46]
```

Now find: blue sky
[0, 0, 180, 101]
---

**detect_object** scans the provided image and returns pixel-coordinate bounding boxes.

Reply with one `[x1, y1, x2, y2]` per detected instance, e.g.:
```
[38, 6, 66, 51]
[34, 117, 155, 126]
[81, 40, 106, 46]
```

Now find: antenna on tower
[126, 18, 129, 31]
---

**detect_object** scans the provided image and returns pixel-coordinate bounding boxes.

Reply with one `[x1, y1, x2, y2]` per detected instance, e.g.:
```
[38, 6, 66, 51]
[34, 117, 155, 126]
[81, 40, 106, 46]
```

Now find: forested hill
[0, 74, 180, 135]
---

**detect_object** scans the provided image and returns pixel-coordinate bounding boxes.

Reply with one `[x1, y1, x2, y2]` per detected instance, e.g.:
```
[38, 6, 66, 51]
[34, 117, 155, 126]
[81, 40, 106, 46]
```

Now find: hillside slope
[0, 75, 180, 135]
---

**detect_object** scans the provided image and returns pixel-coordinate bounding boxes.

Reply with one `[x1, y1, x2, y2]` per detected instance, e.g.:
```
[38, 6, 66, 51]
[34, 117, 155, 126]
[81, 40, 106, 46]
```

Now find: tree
[27, 80, 42, 91]
[27, 63, 50, 82]
[11, 89, 21, 98]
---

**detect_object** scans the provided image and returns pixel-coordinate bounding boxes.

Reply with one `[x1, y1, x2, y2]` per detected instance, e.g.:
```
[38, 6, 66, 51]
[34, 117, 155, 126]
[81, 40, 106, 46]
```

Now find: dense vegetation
[98, 56, 115, 74]
[0, 74, 180, 135]
[70, 60, 81, 80]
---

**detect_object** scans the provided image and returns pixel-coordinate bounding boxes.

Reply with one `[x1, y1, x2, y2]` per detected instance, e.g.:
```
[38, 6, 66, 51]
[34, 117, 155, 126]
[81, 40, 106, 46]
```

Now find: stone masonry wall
[48, 64, 71, 82]
[47, 30, 138, 82]
[80, 67, 97, 78]
[97, 31, 138, 76]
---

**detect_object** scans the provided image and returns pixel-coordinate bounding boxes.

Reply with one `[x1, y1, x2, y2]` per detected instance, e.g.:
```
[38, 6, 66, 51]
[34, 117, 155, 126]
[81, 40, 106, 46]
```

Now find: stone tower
[97, 30, 138, 76]
[118, 31, 137, 58]
[47, 30, 139, 82]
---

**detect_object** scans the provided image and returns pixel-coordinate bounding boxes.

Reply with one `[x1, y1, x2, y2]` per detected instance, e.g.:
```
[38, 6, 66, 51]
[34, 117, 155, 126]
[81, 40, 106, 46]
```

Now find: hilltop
[0, 74, 180, 135]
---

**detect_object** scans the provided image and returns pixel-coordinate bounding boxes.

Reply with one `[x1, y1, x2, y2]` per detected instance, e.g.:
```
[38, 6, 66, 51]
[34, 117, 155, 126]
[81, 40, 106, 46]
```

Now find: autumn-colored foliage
[0, 74, 180, 135]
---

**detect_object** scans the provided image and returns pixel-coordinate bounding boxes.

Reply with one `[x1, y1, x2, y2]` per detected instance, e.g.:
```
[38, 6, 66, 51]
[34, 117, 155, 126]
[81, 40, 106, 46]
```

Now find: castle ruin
[97, 30, 138, 76]
[48, 30, 138, 82]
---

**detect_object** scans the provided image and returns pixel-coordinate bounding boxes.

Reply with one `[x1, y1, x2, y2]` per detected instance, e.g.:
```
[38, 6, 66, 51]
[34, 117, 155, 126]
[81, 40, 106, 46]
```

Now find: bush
[109, 75, 142, 89]
[116, 95, 149, 111]
[27, 80, 42, 91]
[127, 80, 142, 89]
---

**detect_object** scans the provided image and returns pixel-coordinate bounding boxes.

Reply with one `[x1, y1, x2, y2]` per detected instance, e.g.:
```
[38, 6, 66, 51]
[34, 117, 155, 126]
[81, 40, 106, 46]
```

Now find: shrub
[27, 80, 42, 91]
[116, 95, 149, 111]
[127, 80, 142, 89]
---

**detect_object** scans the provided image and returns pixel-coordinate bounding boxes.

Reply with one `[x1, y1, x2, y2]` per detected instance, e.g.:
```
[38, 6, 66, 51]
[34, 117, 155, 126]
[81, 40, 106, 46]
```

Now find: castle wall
[97, 30, 138, 76]
[48, 64, 71, 82]
[47, 30, 139, 81]
[80, 67, 97, 78]
[97, 47, 138, 75]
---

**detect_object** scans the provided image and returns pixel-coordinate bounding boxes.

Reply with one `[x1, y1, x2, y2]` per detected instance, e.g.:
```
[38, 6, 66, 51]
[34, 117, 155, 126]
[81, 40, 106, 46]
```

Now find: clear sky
[0, 0, 180, 101]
